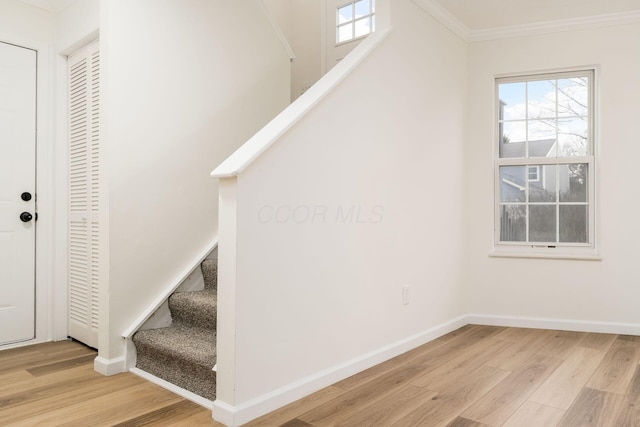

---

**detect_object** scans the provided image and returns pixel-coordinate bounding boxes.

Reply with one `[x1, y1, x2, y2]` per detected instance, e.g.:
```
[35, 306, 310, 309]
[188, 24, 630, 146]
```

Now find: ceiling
[18, 0, 77, 13]
[17, 0, 640, 35]
[431, 0, 640, 31]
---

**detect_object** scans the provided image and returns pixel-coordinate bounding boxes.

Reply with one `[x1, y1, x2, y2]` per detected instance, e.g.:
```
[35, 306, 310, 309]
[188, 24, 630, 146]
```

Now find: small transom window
[336, 0, 375, 44]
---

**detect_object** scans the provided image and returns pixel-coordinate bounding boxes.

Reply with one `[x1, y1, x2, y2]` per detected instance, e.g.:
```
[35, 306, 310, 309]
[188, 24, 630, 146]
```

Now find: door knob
[21, 192, 32, 201]
[20, 212, 33, 223]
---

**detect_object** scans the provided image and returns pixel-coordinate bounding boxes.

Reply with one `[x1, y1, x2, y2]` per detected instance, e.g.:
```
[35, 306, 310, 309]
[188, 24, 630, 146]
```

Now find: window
[495, 70, 595, 254]
[336, 0, 375, 44]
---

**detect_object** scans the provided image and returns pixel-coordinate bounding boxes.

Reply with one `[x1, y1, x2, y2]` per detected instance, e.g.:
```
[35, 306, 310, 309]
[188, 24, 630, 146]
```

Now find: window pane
[371, 14, 375, 31]
[529, 165, 556, 203]
[558, 118, 588, 156]
[528, 80, 556, 119]
[338, 5, 353, 24]
[500, 205, 526, 242]
[337, 23, 352, 43]
[528, 120, 556, 156]
[559, 164, 588, 202]
[498, 82, 526, 121]
[528, 166, 539, 182]
[500, 121, 526, 158]
[500, 166, 526, 202]
[355, 0, 370, 17]
[558, 77, 588, 117]
[354, 17, 371, 38]
[560, 205, 588, 243]
[530, 205, 556, 242]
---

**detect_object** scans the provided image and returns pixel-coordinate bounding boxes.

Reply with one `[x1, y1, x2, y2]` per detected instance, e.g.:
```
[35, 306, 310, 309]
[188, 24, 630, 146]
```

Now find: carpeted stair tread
[169, 288, 216, 329]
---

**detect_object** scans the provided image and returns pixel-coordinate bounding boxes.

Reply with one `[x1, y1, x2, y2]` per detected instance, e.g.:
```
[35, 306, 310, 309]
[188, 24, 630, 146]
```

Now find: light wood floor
[3, 326, 640, 426]
[247, 325, 640, 427]
[0, 340, 220, 426]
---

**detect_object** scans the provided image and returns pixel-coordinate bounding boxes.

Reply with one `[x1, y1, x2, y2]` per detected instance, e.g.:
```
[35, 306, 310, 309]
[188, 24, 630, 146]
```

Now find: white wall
[263, 0, 293, 43]
[215, 0, 467, 419]
[263, 0, 325, 101]
[464, 23, 640, 327]
[0, 0, 55, 43]
[99, 0, 291, 360]
[290, 0, 323, 100]
[56, 0, 99, 53]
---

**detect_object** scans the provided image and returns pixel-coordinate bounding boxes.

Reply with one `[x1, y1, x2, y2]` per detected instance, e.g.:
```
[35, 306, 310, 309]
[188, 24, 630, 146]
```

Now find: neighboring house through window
[495, 70, 595, 254]
[336, 0, 375, 44]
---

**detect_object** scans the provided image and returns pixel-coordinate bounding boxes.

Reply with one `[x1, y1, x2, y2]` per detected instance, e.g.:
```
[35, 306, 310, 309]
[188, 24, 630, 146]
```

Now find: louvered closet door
[68, 41, 100, 349]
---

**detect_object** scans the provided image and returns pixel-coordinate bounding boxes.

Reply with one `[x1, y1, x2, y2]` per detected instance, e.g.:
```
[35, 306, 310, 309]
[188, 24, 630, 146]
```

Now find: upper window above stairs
[336, 0, 375, 44]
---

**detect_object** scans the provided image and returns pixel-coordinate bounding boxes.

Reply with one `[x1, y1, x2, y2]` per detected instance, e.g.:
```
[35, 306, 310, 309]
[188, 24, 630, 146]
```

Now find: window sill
[490, 250, 602, 261]
[335, 33, 371, 47]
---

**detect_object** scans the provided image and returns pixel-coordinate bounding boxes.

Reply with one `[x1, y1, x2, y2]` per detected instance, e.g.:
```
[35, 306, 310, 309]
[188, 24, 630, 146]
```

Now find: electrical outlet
[402, 285, 410, 305]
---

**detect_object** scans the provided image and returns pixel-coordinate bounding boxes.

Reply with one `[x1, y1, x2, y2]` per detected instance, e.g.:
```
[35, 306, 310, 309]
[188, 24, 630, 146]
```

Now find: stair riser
[136, 348, 216, 400]
[201, 259, 218, 290]
[168, 295, 216, 330]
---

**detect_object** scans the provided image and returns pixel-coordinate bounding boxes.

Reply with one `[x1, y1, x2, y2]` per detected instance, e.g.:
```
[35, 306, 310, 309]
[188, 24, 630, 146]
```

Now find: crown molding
[469, 10, 640, 42]
[412, 0, 640, 44]
[411, 0, 470, 41]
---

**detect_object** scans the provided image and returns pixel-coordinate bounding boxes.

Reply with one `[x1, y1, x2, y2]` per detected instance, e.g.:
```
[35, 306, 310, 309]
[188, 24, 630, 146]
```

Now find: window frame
[335, 0, 375, 45]
[492, 69, 599, 259]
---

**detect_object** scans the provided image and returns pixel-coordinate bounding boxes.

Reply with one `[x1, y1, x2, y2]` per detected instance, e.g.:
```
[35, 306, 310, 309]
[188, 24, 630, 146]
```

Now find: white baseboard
[212, 315, 468, 427]
[94, 355, 125, 376]
[467, 313, 640, 335]
[130, 367, 214, 410]
[0, 338, 45, 352]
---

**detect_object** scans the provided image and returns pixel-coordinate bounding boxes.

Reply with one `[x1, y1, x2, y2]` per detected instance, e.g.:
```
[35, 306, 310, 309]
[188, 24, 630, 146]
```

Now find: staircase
[132, 259, 217, 400]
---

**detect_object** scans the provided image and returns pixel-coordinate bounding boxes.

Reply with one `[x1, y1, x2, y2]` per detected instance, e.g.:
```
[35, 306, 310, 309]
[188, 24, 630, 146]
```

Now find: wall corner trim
[94, 355, 125, 376]
[411, 0, 470, 42]
[210, 26, 393, 179]
[213, 400, 240, 427]
[257, 0, 296, 60]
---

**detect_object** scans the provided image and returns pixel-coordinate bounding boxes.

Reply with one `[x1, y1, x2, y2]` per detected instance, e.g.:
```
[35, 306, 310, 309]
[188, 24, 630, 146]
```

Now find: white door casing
[0, 41, 37, 346]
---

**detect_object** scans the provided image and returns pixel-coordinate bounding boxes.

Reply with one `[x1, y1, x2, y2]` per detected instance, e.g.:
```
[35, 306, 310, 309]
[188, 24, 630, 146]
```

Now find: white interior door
[67, 41, 100, 349]
[0, 42, 37, 346]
